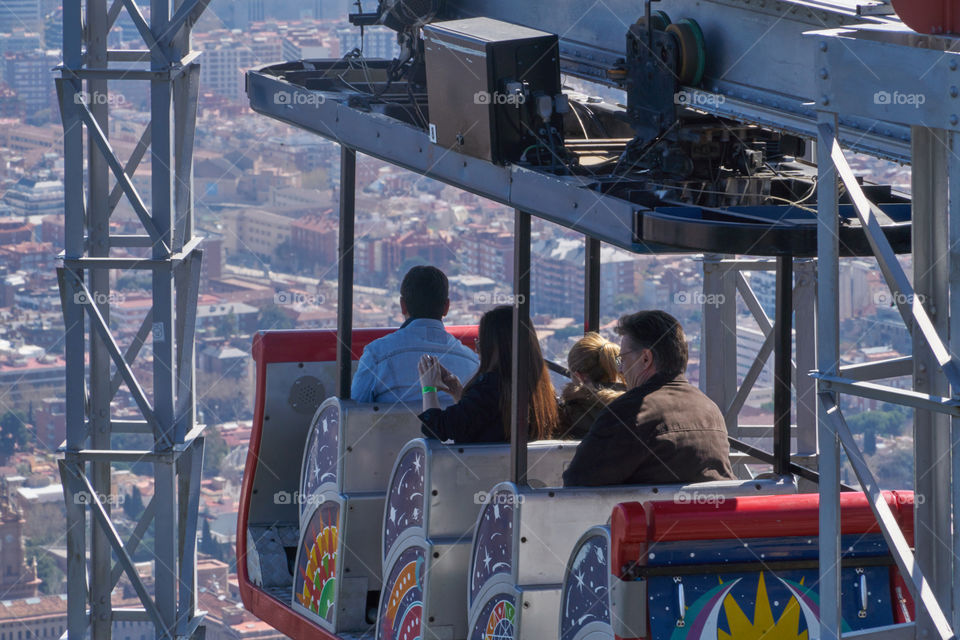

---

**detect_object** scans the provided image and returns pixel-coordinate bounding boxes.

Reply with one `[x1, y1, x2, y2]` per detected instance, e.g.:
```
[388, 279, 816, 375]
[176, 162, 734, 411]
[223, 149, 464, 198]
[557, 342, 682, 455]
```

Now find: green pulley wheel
[666, 17, 706, 86]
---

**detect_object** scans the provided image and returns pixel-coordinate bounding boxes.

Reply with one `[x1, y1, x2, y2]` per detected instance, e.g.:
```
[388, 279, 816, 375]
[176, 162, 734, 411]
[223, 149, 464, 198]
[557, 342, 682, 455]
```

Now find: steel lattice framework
[56, 0, 209, 637]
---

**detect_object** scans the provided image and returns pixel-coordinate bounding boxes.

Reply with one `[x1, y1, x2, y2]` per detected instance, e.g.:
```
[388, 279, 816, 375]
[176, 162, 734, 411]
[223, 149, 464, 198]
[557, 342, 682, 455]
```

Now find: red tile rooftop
[0, 356, 65, 372]
[0, 594, 68, 621]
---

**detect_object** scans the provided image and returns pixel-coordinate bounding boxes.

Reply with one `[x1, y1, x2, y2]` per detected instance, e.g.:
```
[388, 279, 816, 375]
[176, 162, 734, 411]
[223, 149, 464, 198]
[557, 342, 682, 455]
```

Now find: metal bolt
[952, 87, 959, 98]
[952, 115, 959, 126]
[822, 95, 830, 106]
[951, 59, 958, 71]
[820, 42, 828, 52]
[819, 68, 828, 79]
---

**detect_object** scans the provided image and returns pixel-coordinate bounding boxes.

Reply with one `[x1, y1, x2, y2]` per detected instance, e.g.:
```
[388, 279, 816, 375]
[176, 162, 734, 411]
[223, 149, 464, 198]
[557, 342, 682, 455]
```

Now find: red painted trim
[610, 502, 648, 581]
[251, 326, 479, 365]
[238, 326, 477, 640]
[639, 492, 914, 545]
[610, 492, 916, 578]
[892, 0, 960, 35]
[890, 568, 916, 624]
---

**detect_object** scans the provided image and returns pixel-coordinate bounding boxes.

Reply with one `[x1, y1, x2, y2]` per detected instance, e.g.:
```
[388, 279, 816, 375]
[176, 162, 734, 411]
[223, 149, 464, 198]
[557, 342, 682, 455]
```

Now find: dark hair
[471, 306, 558, 441]
[400, 265, 448, 320]
[615, 310, 688, 378]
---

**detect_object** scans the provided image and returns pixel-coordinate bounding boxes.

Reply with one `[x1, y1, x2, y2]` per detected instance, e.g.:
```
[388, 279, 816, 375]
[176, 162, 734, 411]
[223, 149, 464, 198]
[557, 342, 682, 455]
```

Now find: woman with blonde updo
[557, 332, 626, 439]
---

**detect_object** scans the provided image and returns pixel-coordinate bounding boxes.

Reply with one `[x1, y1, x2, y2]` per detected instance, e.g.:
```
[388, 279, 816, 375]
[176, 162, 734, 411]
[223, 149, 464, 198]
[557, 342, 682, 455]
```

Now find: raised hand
[437, 363, 463, 402]
[418, 354, 444, 389]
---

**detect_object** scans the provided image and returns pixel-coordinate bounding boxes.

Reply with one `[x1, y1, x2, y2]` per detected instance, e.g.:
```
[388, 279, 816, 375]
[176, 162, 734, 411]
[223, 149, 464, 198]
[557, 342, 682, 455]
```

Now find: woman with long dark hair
[417, 305, 558, 443]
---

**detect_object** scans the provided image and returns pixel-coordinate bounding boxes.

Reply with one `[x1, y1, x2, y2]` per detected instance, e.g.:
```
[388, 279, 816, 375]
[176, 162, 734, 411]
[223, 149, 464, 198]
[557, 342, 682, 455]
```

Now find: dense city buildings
[0, 7, 920, 635]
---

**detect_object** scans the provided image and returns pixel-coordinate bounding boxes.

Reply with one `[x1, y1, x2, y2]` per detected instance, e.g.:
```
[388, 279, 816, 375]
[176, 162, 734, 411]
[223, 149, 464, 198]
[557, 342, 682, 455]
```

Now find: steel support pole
[150, 2, 179, 636]
[948, 129, 960, 635]
[584, 236, 600, 333]
[87, 0, 113, 636]
[337, 146, 357, 400]
[912, 126, 952, 637]
[701, 256, 738, 434]
[59, 0, 207, 635]
[773, 256, 793, 475]
[793, 259, 818, 491]
[816, 113, 842, 640]
[61, 0, 88, 635]
[511, 210, 532, 486]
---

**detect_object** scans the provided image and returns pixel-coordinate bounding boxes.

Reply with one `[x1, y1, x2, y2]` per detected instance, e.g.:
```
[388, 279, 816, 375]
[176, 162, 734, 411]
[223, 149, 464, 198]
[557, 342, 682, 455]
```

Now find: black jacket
[419, 372, 507, 443]
[562, 373, 736, 486]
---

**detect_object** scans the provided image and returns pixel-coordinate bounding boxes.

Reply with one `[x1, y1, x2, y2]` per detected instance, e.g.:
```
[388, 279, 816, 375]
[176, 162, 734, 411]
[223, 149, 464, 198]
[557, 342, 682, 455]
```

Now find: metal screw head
[952, 87, 959, 98]
[819, 68, 828, 79]
[952, 115, 959, 126]
[819, 42, 828, 52]
[822, 95, 830, 106]
[951, 59, 958, 71]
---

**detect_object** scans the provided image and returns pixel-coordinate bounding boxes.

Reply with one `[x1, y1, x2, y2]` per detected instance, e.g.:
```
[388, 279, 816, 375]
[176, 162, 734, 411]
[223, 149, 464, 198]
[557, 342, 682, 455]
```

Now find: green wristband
[422, 386, 438, 394]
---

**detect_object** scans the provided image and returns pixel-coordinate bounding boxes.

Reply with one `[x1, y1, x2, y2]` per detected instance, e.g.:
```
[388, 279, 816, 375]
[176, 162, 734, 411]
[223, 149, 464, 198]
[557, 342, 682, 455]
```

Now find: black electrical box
[423, 17, 564, 165]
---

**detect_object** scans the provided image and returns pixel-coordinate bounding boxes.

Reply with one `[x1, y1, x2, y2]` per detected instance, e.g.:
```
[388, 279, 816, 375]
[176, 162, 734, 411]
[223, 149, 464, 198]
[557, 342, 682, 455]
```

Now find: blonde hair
[567, 332, 621, 386]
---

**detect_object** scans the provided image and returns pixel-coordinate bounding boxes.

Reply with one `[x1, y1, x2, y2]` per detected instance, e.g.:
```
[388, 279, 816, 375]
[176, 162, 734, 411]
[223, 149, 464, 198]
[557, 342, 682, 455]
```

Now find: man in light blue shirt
[352, 266, 479, 404]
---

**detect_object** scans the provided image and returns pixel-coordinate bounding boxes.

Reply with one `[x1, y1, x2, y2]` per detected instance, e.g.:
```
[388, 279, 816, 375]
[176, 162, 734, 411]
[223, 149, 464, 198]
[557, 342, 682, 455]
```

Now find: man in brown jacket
[562, 310, 735, 486]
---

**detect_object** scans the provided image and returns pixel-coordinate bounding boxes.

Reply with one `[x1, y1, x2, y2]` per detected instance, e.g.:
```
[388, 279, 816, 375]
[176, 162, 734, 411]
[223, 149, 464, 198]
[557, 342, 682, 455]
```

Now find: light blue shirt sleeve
[351, 349, 379, 402]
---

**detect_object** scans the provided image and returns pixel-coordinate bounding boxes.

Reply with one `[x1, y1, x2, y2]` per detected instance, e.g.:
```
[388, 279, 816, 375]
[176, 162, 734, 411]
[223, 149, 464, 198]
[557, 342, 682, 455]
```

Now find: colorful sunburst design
[671, 573, 832, 640]
[294, 500, 340, 623]
[484, 599, 516, 640]
[378, 547, 425, 640]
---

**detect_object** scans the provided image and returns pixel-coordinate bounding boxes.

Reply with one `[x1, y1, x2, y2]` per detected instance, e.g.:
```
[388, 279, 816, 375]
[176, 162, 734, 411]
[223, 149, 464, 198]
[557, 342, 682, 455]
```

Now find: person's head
[399, 265, 450, 320]
[567, 332, 622, 387]
[615, 310, 687, 389]
[473, 306, 558, 441]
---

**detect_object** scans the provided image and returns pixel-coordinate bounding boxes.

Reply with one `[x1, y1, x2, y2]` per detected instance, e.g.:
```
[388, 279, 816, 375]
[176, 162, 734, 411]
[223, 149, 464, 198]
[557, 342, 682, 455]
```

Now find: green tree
[200, 518, 219, 557]
[257, 304, 296, 331]
[214, 311, 238, 337]
[34, 552, 63, 594]
[203, 427, 229, 478]
[0, 411, 29, 461]
[123, 485, 145, 521]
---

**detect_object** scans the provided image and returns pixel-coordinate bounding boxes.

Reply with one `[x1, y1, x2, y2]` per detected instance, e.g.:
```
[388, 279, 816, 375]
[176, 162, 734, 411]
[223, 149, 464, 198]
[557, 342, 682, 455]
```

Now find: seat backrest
[602, 491, 918, 640]
[299, 397, 423, 522]
[382, 438, 578, 564]
[469, 476, 798, 609]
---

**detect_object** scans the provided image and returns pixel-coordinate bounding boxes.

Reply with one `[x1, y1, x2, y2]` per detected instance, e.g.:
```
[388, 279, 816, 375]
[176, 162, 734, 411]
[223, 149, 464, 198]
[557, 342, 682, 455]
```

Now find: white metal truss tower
[812, 31, 960, 640]
[56, 0, 209, 637]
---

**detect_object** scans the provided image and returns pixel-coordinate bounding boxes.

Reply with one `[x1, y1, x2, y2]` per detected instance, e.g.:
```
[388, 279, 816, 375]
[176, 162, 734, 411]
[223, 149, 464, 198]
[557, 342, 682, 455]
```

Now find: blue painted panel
[561, 534, 610, 640]
[383, 447, 425, 560]
[301, 403, 339, 521]
[470, 489, 515, 605]
[646, 567, 894, 639]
